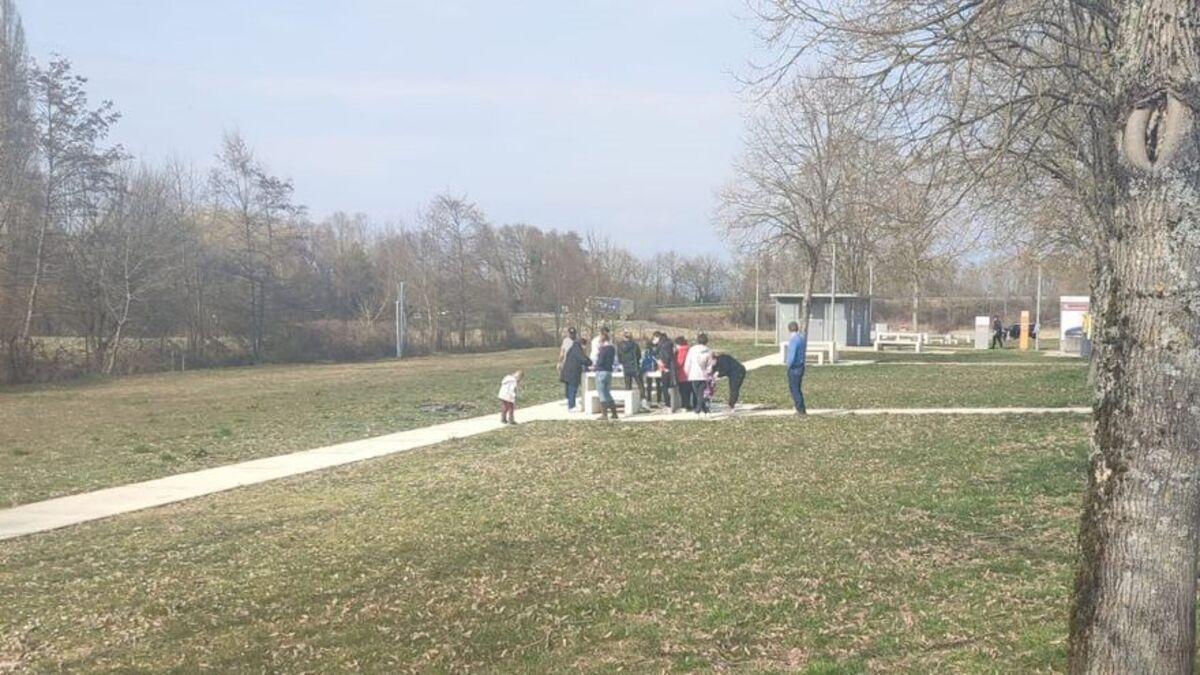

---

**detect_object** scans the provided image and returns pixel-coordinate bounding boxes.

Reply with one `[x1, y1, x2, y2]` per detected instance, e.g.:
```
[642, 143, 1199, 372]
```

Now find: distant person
[785, 321, 808, 415]
[713, 351, 747, 412]
[590, 326, 610, 363]
[497, 370, 524, 425]
[617, 330, 647, 407]
[684, 333, 715, 415]
[991, 316, 1005, 349]
[594, 335, 619, 420]
[674, 336, 692, 411]
[655, 332, 681, 412]
[560, 337, 591, 413]
[556, 326, 577, 373]
[641, 339, 661, 406]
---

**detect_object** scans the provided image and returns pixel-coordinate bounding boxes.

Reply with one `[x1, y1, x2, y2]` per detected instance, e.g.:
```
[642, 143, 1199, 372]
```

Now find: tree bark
[798, 249, 818, 335]
[1068, 92, 1200, 671]
[910, 273, 920, 333]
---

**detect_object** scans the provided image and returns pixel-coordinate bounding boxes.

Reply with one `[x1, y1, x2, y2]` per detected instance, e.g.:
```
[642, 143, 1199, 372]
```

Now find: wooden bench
[779, 340, 837, 365]
[874, 331, 924, 352]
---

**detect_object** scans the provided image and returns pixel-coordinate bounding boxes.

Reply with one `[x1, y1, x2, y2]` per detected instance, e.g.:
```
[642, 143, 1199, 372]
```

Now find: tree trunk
[1068, 92, 1200, 670]
[798, 252, 818, 336]
[19, 210, 47, 340]
[911, 273, 920, 332]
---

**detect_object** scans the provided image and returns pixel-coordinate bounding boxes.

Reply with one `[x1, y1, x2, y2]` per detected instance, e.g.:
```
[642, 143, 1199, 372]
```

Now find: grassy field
[0, 340, 775, 507]
[737, 363, 1090, 410]
[0, 415, 1088, 672]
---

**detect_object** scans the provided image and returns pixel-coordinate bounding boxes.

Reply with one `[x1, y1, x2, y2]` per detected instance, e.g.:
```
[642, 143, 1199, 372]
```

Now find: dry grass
[0, 341, 777, 506]
[0, 416, 1087, 672]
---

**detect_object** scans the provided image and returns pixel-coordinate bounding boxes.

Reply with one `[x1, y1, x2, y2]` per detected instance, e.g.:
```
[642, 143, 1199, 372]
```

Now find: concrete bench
[779, 340, 837, 365]
[583, 387, 640, 415]
[874, 332, 924, 352]
[926, 334, 959, 346]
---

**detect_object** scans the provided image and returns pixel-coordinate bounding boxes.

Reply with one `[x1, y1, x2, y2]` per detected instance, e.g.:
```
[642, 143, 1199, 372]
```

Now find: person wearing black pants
[713, 352, 747, 410]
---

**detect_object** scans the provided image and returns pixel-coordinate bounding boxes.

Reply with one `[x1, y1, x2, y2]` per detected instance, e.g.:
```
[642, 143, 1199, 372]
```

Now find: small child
[497, 370, 524, 425]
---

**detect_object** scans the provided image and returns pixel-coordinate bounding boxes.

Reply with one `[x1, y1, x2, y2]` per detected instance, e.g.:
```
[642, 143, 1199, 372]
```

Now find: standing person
[497, 370, 524, 425]
[594, 336, 619, 420]
[590, 326, 610, 363]
[641, 339, 661, 406]
[713, 351, 747, 412]
[556, 326, 577, 373]
[684, 333, 715, 415]
[674, 336, 692, 411]
[560, 337, 591, 413]
[617, 330, 647, 407]
[655, 332, 681, 412]
[785, 321, 808, 415]
[991, 315, 1005, 349]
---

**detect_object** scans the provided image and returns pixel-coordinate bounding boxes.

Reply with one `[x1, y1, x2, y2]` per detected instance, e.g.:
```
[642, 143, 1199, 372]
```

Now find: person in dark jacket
[654, 332, 680, 412]
[617, 330, 646, 404]
[594, 337, 619, 420]
[991, 315, 1005, 349]
[641, 339, 661, 405]
[560, 338, 591, 413]
[713, 352, 747, 411]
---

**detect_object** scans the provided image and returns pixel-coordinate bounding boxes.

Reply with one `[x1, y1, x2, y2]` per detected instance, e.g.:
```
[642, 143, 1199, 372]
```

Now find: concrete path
[0, 351, 1086, 541]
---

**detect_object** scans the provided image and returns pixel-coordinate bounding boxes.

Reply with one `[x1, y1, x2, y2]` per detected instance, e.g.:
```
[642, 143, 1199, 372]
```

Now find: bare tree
[209, 132, 300, 362]
[22, 57, 122, 342]
[750, 0, 1200, 668]
[721, 74, 877, 332]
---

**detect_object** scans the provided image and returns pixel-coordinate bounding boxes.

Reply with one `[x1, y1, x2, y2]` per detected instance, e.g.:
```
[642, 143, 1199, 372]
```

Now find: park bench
[778, 340, 837, 365]
[581, 371, 642, 415]
[925, 333, 960, 346]
[874, 331, 924, 352]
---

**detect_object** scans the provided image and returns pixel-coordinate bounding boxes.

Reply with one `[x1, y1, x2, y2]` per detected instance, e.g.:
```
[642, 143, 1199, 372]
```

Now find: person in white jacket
[497, 370, 524, 425]
[683, 333, 715, 415]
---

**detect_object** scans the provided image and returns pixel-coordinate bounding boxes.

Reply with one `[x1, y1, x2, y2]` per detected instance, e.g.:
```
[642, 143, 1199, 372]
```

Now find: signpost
[1019, 310, 1030, 351]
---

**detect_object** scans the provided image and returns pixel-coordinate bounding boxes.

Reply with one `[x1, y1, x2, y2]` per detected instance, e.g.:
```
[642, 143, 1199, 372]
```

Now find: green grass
[0, 416, 1087, 672]
[738, 364, 1090, 409]
[0, 340, 775, 507]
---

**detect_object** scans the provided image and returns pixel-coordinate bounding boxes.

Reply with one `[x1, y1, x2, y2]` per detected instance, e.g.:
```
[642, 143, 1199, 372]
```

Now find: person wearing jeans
[684, 333, 715, 415]
[594, 337, 618, 420]
[785, 321, 808, 415]
[560, 337, 591, 412]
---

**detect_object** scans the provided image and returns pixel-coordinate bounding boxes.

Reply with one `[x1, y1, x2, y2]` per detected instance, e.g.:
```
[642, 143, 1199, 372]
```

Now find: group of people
[498, 322, 811, 423]
[554, 326, 748, 420]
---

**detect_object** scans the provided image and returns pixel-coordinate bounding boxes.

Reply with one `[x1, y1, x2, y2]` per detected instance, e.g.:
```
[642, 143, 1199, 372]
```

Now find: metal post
[868, 260, 874, 343]
[1035, 266, 1043, 351]
[829, 242, 837, 344]
[754, 253, 761, 345]
[395, 281, 406, 359]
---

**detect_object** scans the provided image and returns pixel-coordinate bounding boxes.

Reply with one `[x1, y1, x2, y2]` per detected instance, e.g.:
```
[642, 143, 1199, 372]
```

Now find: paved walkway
[0, 350, 1088, 541]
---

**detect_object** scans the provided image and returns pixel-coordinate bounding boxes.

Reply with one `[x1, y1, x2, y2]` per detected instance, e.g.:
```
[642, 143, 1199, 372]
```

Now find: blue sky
[20, 1, 763, 254]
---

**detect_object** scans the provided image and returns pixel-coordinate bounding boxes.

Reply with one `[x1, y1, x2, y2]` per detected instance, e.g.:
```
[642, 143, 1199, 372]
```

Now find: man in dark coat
[655, 332, 681, 412]
[713, 352, 748, 411]
[617, 330, 645, 403]
[560, 338, 591, 413]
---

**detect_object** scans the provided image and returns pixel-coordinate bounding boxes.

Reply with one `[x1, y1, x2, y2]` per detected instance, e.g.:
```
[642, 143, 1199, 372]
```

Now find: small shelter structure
[772, 292, 873, 347]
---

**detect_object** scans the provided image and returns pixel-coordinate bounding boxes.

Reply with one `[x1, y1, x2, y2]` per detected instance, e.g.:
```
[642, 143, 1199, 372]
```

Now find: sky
[19, 1, 765, 254]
